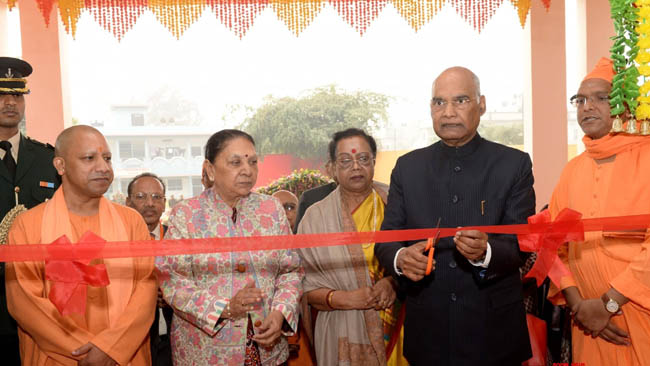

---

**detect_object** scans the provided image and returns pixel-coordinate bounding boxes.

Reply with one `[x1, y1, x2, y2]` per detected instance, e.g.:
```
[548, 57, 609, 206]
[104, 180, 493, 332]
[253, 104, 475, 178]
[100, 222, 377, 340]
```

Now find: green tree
[478, 122, 523, 146]
[239, 85, 390, 159]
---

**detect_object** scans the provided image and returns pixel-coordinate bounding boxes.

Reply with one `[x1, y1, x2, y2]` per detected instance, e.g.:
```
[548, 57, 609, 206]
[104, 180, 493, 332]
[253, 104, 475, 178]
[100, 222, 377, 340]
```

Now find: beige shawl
[297, 183, 388, 366]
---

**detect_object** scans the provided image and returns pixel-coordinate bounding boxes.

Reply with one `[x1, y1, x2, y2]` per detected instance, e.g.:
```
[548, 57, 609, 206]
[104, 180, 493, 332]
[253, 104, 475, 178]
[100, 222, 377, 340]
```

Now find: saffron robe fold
[548, 134, 650, 366]
[6, 188, 157, 366]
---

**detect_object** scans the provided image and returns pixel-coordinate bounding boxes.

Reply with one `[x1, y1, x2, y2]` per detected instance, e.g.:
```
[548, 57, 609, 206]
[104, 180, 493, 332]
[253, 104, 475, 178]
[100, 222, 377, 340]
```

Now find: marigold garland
[256, 168, 333, 198]
[86, 0, 149, 41]
[609, 0, 639, 130]
[5, 0, 551, 39]
[635, 0, 650, 131]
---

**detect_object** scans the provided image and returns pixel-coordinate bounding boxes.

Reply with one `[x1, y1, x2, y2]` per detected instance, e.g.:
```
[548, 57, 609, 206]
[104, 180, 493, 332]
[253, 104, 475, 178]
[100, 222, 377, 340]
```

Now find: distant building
[95, 105, 213, 200]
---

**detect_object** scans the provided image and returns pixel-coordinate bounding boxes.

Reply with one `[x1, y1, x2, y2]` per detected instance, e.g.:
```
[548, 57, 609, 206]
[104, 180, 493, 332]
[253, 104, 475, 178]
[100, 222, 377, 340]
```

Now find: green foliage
[478, 123, 523, 146]
[256, 169, 333, 199]
[239, 85, 390, 159]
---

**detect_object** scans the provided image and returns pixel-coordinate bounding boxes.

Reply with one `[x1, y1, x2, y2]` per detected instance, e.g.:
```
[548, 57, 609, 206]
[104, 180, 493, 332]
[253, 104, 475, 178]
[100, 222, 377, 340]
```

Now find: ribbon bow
[517, 208, 584, 287]
[45, 232, 110, 316]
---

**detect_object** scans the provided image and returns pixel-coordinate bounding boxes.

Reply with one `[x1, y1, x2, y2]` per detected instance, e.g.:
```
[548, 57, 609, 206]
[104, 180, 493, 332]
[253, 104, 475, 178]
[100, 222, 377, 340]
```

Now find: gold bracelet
[223, 302, 232, 319]
[326, 290, 336, 309]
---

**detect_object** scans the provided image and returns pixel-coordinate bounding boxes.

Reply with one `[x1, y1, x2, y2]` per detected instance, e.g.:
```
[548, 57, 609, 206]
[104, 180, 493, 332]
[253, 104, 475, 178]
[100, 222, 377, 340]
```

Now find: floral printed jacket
[156, 188, 303, 365]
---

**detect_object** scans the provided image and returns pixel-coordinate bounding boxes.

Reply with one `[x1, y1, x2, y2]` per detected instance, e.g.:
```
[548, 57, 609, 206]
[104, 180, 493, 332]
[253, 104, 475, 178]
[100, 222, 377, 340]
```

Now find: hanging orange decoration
[329, 0, 388, 35]
[58, 0, 84, 36]
[271, 0, 325, 36]
[148, 0, 207, 39]
[4, 0, 551, 40]
[541, 0, 551, 11]
[450, 0, 503, 32]
[391, 0, 444, 32]
[208, 0, 269, 39]
[510, 0, 531, 27]
[25, 0, 56, 26]
[86, 0, 148, 40]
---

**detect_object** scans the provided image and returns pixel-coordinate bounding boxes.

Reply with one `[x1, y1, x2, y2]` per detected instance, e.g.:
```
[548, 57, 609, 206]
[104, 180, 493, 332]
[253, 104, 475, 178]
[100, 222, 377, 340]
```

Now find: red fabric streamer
[4, 211, 650, 293]
[44, 232, 110, 316]
[517, 208, 584, 286]
[3, 213, 650, 263]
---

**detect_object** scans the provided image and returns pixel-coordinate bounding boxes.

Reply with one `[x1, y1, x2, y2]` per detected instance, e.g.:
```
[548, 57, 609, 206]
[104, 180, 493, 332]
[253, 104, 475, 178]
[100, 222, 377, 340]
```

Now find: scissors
[425, 218, 442, 276]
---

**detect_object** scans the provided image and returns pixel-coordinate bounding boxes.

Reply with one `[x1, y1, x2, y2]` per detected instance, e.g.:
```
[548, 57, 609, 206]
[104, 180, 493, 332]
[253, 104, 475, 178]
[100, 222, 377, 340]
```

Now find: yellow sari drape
[352, 191, 407, 366]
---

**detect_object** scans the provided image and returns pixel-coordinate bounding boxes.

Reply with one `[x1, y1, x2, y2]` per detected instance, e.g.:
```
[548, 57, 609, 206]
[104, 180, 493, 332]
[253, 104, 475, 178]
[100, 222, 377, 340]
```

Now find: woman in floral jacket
[156, 129, 303, 366]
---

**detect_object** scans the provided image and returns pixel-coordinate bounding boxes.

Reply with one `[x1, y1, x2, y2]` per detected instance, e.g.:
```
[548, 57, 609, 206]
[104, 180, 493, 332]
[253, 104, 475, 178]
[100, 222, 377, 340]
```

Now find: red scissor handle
[425, 237, 435, 275]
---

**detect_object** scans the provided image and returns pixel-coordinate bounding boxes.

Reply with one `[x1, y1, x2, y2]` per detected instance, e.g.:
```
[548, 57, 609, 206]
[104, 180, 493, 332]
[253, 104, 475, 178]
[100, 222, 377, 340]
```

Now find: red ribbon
[44, 232, 110, 316]
[517, 208, 585, 286]
[3, 212, 648, 293]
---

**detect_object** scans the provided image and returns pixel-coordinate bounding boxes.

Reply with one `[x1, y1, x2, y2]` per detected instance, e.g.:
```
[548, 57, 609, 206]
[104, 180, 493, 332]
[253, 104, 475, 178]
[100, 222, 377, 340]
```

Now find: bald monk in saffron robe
[548, 58, 650, 365]
[5, 125, 157, 366]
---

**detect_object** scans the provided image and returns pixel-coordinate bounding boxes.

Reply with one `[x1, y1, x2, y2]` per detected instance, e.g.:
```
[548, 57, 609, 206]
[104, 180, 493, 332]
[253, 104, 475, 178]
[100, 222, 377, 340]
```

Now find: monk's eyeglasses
[335, 153, 374, 169]
[132, 192, 165, 202]
[570, 94, 609, 108]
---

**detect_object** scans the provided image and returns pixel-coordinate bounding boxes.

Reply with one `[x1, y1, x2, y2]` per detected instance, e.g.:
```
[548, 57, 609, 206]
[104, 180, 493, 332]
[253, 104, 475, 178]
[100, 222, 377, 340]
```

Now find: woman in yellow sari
[298, 128, 406, 366]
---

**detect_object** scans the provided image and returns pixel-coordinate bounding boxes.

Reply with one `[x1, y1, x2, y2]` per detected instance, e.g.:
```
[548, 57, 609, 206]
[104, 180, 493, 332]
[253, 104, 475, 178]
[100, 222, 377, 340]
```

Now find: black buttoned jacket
[0, 134, 59, 364]
[375, 134, 535, 366]
[294, 182, 337, 233]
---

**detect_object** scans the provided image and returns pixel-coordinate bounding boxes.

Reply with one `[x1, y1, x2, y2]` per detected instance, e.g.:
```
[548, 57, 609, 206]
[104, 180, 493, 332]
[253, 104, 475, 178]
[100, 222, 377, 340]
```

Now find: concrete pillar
[573, 0, 614, 155]
[0, 1, 9, 55]
[525, 0, 568, 210]
[18, 0, 68, 144]
[577, 0, 615, 75]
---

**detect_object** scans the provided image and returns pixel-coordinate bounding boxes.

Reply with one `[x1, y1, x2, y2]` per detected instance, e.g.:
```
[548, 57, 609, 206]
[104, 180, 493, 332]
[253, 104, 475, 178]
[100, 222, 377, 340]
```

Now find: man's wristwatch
[601, 293, 621, 314]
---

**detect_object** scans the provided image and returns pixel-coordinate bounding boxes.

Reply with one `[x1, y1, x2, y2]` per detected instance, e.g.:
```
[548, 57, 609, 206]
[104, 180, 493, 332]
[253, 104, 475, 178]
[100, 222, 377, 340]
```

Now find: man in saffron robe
[548, 58, 650, 365]
[6, 125, 157, 366]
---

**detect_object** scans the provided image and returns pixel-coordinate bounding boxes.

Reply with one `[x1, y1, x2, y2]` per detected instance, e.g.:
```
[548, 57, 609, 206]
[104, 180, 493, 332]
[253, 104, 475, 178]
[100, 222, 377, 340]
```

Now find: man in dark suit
[126, 172, 172, 366]
[375, 67, 535, 366]
[294, 161, 337, 233]
[0, 56, 60, 365]
[294, 181, 336, 232]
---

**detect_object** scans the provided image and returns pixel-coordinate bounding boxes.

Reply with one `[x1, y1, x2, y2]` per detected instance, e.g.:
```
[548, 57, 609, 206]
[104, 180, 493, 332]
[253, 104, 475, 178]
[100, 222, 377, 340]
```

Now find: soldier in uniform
[0, 56, 60, 365]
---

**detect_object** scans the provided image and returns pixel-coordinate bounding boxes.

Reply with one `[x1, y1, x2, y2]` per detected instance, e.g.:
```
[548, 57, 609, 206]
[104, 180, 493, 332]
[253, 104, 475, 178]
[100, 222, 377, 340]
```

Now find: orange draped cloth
[548, 134, 650, 365]
[5, 188, 157, 366]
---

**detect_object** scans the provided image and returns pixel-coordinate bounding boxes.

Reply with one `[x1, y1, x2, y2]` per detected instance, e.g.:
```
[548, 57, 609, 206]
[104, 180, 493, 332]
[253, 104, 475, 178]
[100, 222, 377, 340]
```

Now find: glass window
[191, 146, 202, 157]
[167, 177, 183, 191]
[131, 113, 145, 126]
[118, 140, 145, 160]
[119, 141, 132, 159]
[120, 180, 129, 195]
[192, 177, 202, 196]
[132, 141, 145, 159]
